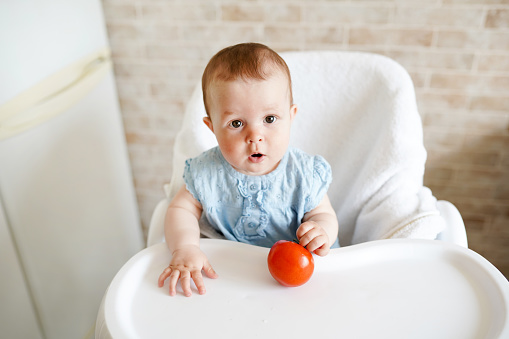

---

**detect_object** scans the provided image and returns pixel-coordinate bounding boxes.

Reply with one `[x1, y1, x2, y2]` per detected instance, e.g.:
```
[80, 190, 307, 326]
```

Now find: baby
[158, 43, 339, 297]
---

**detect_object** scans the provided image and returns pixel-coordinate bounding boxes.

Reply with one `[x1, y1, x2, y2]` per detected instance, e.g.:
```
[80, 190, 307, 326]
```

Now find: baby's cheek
[218, 142, 242, 164]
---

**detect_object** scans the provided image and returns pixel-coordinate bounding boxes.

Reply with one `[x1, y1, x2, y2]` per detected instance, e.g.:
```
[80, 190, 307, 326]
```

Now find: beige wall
[102, 0, 509, 277]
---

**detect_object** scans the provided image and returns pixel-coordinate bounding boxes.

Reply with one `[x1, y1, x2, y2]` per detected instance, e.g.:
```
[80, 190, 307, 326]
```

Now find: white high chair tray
[101, 238, 509, 339]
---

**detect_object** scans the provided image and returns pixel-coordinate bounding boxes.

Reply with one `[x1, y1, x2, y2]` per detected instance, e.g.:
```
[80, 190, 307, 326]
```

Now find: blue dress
[183, 146, 333, 248]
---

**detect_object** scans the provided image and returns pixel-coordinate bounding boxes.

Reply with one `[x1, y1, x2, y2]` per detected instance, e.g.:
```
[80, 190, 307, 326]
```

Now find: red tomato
[267, 240, 314, 287]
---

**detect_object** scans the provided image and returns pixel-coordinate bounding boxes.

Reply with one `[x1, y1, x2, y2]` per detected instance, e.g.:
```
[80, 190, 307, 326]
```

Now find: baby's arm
[297, 194, 338, 256]
[157, 185, 218, 296]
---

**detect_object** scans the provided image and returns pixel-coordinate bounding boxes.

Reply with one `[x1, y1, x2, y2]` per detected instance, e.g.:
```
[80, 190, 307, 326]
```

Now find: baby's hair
[202, 42, 293, 116]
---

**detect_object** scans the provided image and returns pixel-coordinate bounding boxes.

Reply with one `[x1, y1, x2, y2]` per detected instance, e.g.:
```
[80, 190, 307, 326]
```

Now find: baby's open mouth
[249, 153, 265, 163]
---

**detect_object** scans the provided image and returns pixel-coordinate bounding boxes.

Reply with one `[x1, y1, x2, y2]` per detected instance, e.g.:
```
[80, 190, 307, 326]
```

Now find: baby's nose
[247, 128, 263, 143]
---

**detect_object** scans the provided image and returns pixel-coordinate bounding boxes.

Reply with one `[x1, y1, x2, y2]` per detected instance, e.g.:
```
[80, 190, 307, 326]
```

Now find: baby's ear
[290, 104, 298, 121]
[203, 116, 214, 133]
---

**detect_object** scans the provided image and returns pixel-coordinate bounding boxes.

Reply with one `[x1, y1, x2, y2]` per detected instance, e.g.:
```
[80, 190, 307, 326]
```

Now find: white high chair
[146, 50, 468, 248]
[96, 51, 509, 339]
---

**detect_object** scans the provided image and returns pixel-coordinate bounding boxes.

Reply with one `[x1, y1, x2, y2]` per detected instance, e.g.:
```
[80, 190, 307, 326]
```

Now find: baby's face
[204, 72, 297, 176]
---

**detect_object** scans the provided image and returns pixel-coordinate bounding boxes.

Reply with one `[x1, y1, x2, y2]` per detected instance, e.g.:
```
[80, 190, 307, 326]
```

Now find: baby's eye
[230, 120, 243, 128]
[264, 115, 277, 124]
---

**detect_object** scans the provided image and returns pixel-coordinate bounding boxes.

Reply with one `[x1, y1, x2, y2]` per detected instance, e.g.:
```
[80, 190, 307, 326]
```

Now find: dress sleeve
[183, 158, 202, 203]
[304, 155, 332, 213]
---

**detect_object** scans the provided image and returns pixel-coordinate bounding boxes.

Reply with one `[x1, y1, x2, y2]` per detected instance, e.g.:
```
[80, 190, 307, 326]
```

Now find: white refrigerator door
[0, 198, 44, 339]
[0, 0, 110, 103]
[0, 1, 144, 339]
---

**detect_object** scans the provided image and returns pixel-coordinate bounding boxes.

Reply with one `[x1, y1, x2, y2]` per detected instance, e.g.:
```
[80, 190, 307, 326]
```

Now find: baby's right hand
[158, 245, 218, 297]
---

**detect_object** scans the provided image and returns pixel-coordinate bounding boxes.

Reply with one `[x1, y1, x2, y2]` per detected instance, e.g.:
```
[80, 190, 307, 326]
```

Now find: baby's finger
[191, 270, 206, 295]
[168, 269, 181, 296]
[298, 228, 320, 248]
[180, 270, 193, 297]
[307, 236, 329, 255]
[203, 260, 218, 279]
[296, 222, 314, 239]
[158, 267, 172, 287]
[313, 245, 330, 257]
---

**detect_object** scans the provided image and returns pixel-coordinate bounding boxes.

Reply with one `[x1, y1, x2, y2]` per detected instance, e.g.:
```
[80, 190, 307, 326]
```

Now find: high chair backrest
[151, 51, 446, 247]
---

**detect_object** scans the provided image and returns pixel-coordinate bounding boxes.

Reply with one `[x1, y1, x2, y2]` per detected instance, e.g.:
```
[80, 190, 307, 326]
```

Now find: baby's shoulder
[287, 147, 330, 172]
[185, 147, 223, 175]
[186, 146, 220, 165]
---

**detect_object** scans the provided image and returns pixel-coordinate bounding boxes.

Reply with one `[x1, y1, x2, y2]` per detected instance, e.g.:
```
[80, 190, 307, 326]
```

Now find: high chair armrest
[435, 200, 468, 248]
[146, 198, 170, 247]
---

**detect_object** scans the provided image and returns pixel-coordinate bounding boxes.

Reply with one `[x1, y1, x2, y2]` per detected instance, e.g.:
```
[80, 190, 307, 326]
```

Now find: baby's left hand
[296, 221, 330, 256]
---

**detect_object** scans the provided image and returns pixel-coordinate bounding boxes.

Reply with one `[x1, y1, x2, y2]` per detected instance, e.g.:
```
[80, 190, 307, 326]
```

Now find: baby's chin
[234, 159, 280, 176]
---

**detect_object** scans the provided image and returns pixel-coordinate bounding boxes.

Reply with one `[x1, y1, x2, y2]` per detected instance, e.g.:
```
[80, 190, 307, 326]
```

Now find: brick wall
[102, 0, 509, 278]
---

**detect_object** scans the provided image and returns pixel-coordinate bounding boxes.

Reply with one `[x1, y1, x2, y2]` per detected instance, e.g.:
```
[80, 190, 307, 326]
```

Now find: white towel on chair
[283, 51, 445, 245]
